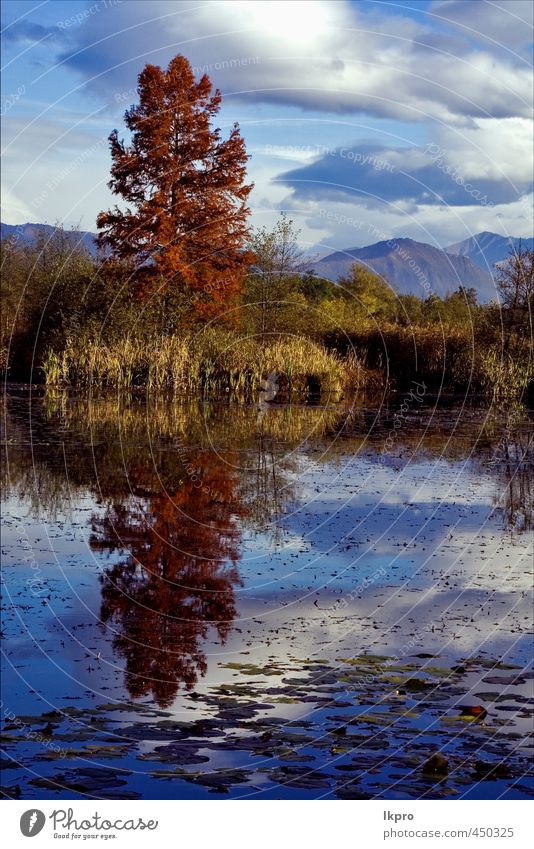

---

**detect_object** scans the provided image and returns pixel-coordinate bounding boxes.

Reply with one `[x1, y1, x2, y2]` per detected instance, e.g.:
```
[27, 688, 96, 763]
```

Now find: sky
[1, 0, 533, 254]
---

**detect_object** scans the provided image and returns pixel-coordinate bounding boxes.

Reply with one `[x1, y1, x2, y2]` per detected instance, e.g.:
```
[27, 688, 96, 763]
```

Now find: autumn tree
[97, 55, 253, 321]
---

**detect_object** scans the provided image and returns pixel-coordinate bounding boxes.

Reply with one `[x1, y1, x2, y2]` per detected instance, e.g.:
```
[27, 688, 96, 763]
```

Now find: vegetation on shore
[41, 330, 348, 399]
[1, 55, 532, 405]
[2, 219, 532, 403]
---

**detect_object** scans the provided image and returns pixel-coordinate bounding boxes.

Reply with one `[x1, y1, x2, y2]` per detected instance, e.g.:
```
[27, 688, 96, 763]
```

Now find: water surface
[1, 387, 533, 799]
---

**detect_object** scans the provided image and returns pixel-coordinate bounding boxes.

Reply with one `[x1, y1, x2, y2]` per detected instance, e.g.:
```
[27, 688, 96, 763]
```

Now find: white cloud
[432, 117, 534, 184]
[2, 0, 532, 247]
[431, 0, 533, 54]
[0, 186, 35, 223]
[1, 116, 110, 228]
[53, 0, 532, 124]
[285, 191, 534, 252]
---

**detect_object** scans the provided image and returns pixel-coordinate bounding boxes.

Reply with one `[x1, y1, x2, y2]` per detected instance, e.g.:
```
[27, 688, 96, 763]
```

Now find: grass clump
[43, 329, 348, 401]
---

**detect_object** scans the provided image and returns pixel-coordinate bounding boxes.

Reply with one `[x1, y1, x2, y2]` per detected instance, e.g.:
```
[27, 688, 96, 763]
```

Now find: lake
[1, 386, 533, 800]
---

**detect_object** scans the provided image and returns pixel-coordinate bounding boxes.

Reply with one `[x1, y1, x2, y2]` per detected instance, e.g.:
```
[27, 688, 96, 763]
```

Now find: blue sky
[1, 0, 532, 252]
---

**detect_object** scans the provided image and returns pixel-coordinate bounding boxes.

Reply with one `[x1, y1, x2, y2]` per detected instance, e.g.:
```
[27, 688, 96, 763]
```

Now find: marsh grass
[40, 325, 533, 404]
[43, 328, 348, 400]
[478, 349, 534, 404]
[324, 324, 533, 400]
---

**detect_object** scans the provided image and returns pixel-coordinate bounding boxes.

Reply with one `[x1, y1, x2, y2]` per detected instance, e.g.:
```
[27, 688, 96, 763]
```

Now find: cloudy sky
[1, 0, 532, 253]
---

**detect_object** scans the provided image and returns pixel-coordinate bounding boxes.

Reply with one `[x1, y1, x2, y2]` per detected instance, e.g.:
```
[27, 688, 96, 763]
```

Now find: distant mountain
[446, 231, 534, 271]
[4, 223, 529, 303]
[312, 237, 496, 301]
[1, 222, 98, 256]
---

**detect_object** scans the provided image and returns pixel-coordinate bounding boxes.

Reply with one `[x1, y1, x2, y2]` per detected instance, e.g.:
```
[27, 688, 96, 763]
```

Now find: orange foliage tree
[97, 55, 253, 320]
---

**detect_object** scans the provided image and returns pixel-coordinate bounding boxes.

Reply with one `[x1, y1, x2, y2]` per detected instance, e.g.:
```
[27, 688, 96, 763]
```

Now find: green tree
[396, 293, 424, 326]
[422, 293, 444, 325]
[242, 215, 308, 340]
[458, 286, 478, 307]
[338, 263, 397, 322]
[298, 270, 337, 303]
[1, 228, 95, 379]
[439, 287, 480, 328]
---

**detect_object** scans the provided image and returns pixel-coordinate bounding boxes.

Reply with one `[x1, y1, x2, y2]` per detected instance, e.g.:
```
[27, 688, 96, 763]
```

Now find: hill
[312, 237, 496, 301]
[1, 222, 98, 256]
[445, 231, 534, 270]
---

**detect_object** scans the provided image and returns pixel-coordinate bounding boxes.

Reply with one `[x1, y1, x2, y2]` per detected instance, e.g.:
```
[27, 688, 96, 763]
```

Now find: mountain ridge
[312, 236, 498, 301]
[1, 222, 98, 255]
[2, 223, 530, 302]
[445, 231, 533, 271]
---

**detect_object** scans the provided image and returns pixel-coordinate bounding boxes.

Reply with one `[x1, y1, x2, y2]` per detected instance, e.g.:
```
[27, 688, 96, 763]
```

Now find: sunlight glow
[231, 0, 332, 43]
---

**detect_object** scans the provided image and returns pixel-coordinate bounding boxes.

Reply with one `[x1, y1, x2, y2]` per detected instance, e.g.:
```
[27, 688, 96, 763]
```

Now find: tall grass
[43, 328, 348, 400]
[478, 349, 534, 405]
[40, 324, 534, 404]
[324, 324, 533, 401]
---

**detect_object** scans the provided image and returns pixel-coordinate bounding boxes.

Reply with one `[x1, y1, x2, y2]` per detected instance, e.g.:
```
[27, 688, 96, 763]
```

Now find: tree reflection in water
[2, 391, 532, 708]
[2, 393, 309, 707]
[90, 451, 246, 708]
[490, 422, 533, 534]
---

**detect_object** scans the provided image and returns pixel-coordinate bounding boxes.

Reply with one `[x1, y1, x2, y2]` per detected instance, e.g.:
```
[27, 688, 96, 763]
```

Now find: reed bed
[323, 324, 533, 400]
[42, 329, 348, 400]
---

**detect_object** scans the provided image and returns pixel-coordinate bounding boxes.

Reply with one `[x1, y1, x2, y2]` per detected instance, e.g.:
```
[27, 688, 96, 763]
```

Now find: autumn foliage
[97, 55, 253, 318]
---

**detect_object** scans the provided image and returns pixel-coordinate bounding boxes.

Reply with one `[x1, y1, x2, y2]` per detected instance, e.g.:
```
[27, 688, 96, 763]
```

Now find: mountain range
[312, 232, 532, 301]
[0, 222, 98, 256]
[446, 231, 533, 270]
[312, 237, 499, 300]
[313, 232, 534, 302]
[2, 223, 531, 302]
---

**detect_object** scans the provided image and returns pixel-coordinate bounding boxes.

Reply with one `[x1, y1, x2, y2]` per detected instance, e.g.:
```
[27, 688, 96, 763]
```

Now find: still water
[1, 387, 533, 799]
